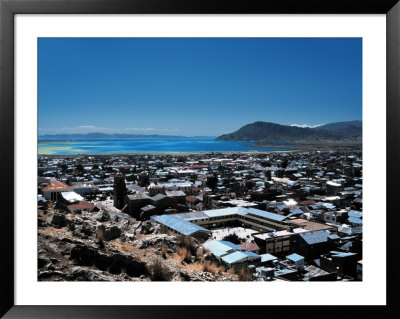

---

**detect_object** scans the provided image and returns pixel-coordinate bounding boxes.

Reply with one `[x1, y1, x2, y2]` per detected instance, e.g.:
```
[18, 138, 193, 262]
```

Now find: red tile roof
[186, 196, 199, 203]
[239, 242, 260, 252]
[299, 200, 317, 206]
[43, 181, 71, 191]
[290, 218, 333, 231]
[67, 201, 95, 212]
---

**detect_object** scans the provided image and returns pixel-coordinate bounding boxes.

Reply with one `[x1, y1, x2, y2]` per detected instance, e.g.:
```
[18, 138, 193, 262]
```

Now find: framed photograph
[1, 0, 399, 318]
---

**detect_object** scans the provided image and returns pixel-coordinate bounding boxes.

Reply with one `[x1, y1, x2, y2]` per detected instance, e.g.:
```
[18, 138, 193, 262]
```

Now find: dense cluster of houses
[38, 151, 362, 281]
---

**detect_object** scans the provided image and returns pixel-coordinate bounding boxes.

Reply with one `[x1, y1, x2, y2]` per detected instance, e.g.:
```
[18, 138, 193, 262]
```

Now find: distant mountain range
[39, 133, 186, 139]
[216, 120, 362, 144]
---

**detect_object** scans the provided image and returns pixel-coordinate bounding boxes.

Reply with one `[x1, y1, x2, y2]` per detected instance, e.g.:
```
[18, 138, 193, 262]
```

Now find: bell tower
[113, 173, 126, 209]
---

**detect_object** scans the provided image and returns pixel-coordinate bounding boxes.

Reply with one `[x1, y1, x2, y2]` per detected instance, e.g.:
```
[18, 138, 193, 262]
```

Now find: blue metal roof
[203, 240, 240, 257]
[199, 207, 287, 222]
[246, 208, 288, 222]
[290, 208, 303, 215]
[152, 215, 210, 236]
[286, 253, 305, 262]
[322, 203, 336, 210]
[221, 251, 260, 265]
[260, 253, 278, 263]
[348, 210, 362, 218]
[299, 230, 330, 245]
[218, 241, 242, 250]
[203, 207, 241, 218]
[287, 208, 304, 218]
[348, 216, 363, 225]
[242, 251, 261, 258]
[330, 251, 357, 258]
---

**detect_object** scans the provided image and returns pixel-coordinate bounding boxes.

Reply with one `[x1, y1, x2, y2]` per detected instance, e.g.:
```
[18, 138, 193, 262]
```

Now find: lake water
[38, 137, 290, 155]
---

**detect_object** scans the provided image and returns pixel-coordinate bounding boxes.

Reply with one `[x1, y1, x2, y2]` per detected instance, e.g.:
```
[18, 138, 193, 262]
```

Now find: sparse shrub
[96, 228, 105, 249]
[177, 234, 197, 256]
[167, 230, 175, 236]
[201, 261, 219, 274]
[161, 245, 167, 259]
[177, 247, 192, 264]
[148, 258, 170, 281]
[196, 249, 204, 261]
[227, 268, 235, 275]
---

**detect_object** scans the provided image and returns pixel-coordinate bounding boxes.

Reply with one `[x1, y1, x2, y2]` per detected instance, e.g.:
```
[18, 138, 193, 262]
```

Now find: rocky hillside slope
[37, 205, 239, 282]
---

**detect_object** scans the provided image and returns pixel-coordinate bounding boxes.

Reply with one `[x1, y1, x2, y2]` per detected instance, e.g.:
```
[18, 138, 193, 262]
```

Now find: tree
[222, 233, 242, 244]
[206, 174, 218, 192]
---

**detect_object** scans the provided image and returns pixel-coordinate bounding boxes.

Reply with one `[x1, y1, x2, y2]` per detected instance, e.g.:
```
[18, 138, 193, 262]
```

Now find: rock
[133, 234, 174, 249]
[68, 222, 76, 231]
[51, 213, 68, 228]
[124, 232, 136, 241]
[95, 211, 110, 222]
[114, 218, 131, 231]
[74, 217, 84, 225]
[38, 254, 52, 269]
[72, 230, 85, 238]
[67, 267, 113, 281]
[97, 225, 121, 241]
[178, 271, 191, 281]
[38, 218, 47, 228]
[69, 245, 98, 266]
[61, 237, 79, 244]
[114, 212, 131, 220]
[105, 225, 121, 241]
[69, 244, 148, 277]
[38, 270, 66, 280]
[204, 253, 220, 264]
[81, 222, 95, 236]
[140, 220, 157, 234]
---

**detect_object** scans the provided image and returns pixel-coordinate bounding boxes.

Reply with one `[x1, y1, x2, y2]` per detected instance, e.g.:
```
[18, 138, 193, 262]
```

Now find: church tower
[113, 173, 126, 209]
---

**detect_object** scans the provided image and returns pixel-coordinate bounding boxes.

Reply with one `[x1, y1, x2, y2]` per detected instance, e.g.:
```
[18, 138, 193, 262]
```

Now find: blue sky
[38, 38, 362, 136]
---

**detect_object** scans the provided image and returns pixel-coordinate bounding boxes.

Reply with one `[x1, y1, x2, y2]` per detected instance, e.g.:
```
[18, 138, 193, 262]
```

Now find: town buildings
[37, 150, 363, 281]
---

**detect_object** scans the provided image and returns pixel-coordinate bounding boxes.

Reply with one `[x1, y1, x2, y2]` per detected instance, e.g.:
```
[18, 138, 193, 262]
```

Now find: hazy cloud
[39, 125, 182, 135]
[290, 123, 323, 128]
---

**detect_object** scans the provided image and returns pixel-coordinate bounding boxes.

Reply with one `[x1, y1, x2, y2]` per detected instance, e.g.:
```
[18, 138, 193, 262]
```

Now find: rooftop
[152, 215, 210, 236]
[259, 253, 278, 263]
[299, 230, 331, 245]
[61, 191, 84, 203]
[221, 250, 260, 265]
[290, 218, 333, 231]
[43, 181, 71, 191]
[286, 253, 305, 262]
[203, 240, 242, 257]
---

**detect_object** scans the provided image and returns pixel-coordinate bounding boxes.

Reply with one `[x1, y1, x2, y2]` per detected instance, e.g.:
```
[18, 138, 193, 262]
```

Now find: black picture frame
[1, 0, 399, 318]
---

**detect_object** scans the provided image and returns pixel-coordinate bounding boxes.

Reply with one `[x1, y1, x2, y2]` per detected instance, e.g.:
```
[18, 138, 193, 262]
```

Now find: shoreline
[37, 147, 363, 157]
[38, 140, 361, 157]
[38, 149, 299, 157]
